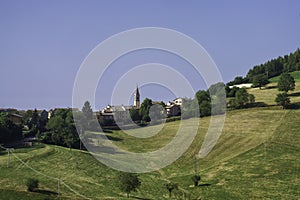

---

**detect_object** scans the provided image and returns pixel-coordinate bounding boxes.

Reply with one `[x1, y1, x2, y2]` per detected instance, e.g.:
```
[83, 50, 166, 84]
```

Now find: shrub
[26, 178, 39, 192]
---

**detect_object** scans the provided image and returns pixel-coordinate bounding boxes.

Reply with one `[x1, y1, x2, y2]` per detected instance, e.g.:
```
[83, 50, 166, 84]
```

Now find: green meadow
[0, 72, 299, 199]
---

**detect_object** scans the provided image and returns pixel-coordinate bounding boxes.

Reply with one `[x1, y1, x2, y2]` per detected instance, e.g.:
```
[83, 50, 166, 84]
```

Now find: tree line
[227, 48, 300, 86]
[22, 70, 296, 149]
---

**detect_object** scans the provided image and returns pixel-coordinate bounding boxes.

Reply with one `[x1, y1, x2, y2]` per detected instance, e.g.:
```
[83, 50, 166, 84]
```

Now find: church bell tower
[134, 85, 140, 109]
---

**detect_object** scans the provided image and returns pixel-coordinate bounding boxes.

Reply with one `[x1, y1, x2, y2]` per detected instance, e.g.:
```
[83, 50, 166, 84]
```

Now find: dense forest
[227, 48, 300, 86]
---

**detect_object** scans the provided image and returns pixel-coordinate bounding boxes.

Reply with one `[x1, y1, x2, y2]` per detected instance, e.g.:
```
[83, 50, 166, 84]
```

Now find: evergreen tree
[245, 48, 299, 81]
[31, 109, 39, 133]
[82, 101, 93, 120]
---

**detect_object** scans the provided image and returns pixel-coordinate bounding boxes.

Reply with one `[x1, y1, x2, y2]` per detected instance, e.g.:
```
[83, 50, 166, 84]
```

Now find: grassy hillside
[0, 72, 300, 199]
[248, 71, 300, 105]
[269, 71, 300, 83]
[1, 108, 299, 199]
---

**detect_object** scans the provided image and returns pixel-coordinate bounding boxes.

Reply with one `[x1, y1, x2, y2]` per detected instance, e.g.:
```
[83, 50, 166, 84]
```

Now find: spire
[135, 84, 139, 97]
[134, 84, 140, 108]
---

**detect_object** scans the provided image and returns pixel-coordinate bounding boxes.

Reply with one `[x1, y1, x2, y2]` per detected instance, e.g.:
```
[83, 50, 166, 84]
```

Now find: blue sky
[0, 0, 300, 110]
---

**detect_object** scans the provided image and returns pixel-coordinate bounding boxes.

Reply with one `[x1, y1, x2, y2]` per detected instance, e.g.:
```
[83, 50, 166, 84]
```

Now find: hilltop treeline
[227, 48, 300, 86]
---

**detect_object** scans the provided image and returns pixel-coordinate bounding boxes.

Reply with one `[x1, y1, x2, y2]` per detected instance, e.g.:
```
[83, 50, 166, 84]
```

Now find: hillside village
[0, 85, 184, 129]
[2, 48, 300, 133]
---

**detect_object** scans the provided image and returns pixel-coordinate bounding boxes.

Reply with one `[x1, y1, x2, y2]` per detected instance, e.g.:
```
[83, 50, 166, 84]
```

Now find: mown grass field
[0, 72, 299, 199]
[248, 71, 300, 105]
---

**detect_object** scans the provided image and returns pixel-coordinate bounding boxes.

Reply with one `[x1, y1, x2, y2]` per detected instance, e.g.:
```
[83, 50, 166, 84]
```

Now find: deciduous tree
[139, 98, 152, 122]
[275, 93, 290, 109]
[118, 173, 141, 198]
[229, 88, 255, 109]
[278, 73, 295, 92]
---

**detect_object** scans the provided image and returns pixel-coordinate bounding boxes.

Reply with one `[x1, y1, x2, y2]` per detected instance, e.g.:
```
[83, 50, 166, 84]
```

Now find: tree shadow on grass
[103, 129, 113, 133]
[246, 102, 268, 108]
[131, 196, 152, 200]
[288, 92, 300, 97]
[82, 135, 125, 154]
[198, 183, 212, 187]
[85, 131, 123, 142]
[266, 85, 277, 89]
[35, 189, 57, 195]
[105, 135, 123, 142]
[287, 102, 300, 109]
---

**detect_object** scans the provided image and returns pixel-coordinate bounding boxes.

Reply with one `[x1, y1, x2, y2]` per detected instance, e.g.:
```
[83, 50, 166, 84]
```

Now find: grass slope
[248, 71, 300, 105]
[194, 109, 300, 199]
[1, 108, 299, 199]
[0, 72, 300, 199]
[269, 71, 300, 83]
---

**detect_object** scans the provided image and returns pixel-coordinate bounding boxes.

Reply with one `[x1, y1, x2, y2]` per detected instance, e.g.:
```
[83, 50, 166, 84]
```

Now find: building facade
[99, 86, 140, 125]
[165, 97, 184, 117]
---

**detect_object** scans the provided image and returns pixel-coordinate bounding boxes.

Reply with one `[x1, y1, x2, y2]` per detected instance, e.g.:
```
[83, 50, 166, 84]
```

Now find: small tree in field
[118, 173, 141, 198]
[278, 73, 295, 93]
[164, 182, 178, 198]
[275, 93, 291, 109]
[191, 175, 201, 186]
[26, 178, 39, 192]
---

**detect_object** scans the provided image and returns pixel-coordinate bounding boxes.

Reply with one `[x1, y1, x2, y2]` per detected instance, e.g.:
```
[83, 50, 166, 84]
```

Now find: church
[98, 85, 140, 125]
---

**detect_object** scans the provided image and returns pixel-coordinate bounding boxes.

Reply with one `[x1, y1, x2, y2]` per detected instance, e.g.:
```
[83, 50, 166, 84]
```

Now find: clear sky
[1, 0, 300, 110]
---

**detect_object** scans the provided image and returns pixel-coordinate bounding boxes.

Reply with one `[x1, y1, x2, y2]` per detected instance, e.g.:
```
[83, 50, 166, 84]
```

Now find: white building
[99, 86, 140, 125]
[229, 83, 253, 89]
[165, 97, 184, 117]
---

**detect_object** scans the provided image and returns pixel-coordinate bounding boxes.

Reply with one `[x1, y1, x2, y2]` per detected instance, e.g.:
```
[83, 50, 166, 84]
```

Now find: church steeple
[134, 85, 140, 109]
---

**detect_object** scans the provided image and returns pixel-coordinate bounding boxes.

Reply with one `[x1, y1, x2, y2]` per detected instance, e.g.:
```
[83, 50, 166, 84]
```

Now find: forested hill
[227, 48, 300, 86]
